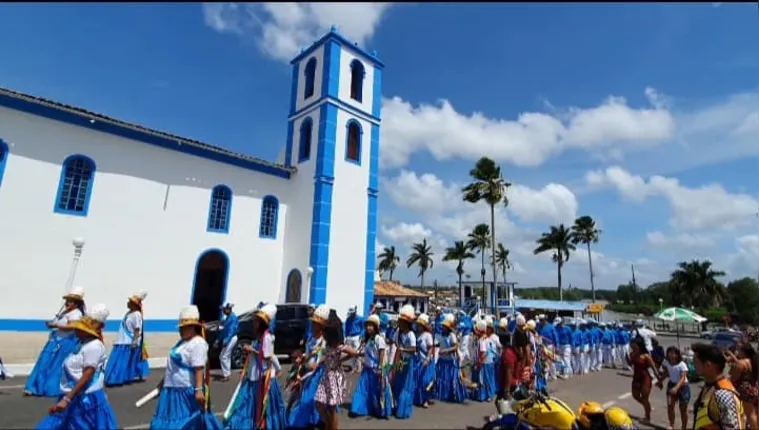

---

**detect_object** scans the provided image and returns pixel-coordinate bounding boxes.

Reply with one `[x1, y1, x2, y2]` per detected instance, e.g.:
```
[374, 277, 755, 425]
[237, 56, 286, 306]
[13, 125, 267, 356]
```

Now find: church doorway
[191, 249, 229, 322]
[285, 269, 302, 303]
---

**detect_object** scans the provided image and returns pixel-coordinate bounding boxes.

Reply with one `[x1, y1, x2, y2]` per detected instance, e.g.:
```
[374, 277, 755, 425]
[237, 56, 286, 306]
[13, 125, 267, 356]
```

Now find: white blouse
[246, 332, 274, 381]
[53, 309, 83, 338]
[115, 311, 143, 345]
[363, 334, 387, 369]
[60, 339, 106, 394]
[163, 336, 208, 388]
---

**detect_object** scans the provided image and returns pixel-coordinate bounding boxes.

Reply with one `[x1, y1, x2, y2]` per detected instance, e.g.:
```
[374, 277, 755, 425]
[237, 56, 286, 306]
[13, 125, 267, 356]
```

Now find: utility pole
[631, 264, 638, 304]
[433, 279, 439, 308]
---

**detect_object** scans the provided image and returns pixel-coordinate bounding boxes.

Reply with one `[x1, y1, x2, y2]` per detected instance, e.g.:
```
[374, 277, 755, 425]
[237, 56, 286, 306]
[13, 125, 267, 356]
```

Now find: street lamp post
[64, 237, 86, 293]
[305, 266, 314, 305]
[658, 298, 663, 311]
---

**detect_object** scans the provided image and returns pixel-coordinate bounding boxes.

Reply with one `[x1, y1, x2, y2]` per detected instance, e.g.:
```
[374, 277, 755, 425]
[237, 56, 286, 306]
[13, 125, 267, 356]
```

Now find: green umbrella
[654, 307, 707, 323]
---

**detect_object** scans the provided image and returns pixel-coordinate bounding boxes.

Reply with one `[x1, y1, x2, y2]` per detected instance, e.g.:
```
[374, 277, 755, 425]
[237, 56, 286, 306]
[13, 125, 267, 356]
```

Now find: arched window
[350, 60, 365, 102]
[304, 58, 317, 99]
[0, 139, 8, 187]
[259, 195, 279, 239]
[207, 185, 233, 233]
[298, 118, 313, 162]
[54, 154, 96, 216]
[345, 120, 362, 164]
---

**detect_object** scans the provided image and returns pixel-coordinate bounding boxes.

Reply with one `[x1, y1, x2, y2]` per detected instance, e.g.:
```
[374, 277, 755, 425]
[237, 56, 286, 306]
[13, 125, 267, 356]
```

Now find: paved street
[1, 336, 715, 429]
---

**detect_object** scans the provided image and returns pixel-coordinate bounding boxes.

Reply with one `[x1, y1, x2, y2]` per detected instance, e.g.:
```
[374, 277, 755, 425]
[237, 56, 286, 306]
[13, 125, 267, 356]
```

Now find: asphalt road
[0, 336, 732, 429]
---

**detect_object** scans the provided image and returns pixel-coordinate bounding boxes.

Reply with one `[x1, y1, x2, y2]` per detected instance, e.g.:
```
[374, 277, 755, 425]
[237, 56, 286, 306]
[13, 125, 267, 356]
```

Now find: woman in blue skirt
[413, 313, 435, 408]
[149, 305, 222, 430]
[36, 304, 118, 430]
[391, 304, 417, 419]
[349, 314, 393, 418]
[434, 314, 468, 403]
[105, 291, 149, 386]
[485, 317, 502, 399]
[287, 304, 330, 428]
[224, 303, 286, 429]
[471, 319, 497, 402]
[25, 286, 86, 397]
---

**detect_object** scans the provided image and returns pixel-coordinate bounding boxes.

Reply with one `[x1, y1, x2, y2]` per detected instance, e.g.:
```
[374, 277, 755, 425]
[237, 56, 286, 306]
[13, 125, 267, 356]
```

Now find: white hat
[554, 317, 562, 324]
[399, 304, 416, 322]
[63, 285, 85, 301]
[635, 319, 644, 326]
[178, 305, 201, 328]
[475, 319, 487, 332]
[578, 319, 586, 325]
[499, 317, 508, 329]
[255, 303, 277, 325]
[373, 302, 384, 309]
[366, 314, 380, 327]
[308, 303, 317, 309]
[600, 322, 607, 327]
[129, 291, 148, 306]
[485, 316, 494, 327]
[417, 313, 430, 327]
[442, 313, 456, 330]
[348, 305, 357, 314]
[68, 303, 109, 337]
[221, 302, 234, 309]
[311, 305, 330, 325]
[526, 319, 536, 331]
[538, 314, 546, 320]
[516, 315, 526, 326]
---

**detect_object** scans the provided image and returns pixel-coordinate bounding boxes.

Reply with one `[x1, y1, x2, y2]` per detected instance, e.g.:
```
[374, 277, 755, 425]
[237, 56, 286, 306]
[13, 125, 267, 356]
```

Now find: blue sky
[1, 3, 757, 289]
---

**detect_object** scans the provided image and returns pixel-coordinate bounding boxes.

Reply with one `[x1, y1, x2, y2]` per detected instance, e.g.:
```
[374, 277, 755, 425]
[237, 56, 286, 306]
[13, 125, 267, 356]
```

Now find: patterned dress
[315, 346, 346, 406]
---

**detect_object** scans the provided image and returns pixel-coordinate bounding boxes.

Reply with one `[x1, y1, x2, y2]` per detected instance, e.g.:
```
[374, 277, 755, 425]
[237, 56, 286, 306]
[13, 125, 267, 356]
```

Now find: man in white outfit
[632, 319, 657, 353]
[343, 306, 364, 373]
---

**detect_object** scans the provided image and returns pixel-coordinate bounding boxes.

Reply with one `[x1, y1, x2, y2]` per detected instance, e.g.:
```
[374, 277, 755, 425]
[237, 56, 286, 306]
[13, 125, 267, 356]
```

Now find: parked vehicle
[711, 331, 743, 350]
[700, 327, 737, 340]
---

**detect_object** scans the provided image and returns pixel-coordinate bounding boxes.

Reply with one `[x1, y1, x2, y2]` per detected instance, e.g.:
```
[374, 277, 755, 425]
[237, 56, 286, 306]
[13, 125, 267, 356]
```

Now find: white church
[0, 27, 383, 332]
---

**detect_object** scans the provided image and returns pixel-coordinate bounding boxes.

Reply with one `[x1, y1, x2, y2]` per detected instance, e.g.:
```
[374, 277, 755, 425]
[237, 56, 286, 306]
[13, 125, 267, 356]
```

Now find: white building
[0, 27, 383, 332]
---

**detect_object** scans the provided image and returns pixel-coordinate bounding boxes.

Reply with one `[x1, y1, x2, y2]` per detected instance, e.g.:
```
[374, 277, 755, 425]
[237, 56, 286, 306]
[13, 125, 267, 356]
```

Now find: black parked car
[206, 304, 311, 370]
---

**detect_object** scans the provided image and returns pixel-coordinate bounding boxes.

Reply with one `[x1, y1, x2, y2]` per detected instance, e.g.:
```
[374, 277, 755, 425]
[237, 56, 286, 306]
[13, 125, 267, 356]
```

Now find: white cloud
[646, 231, 715, 248]
[202, 3, 391, 63]
[586, 165, 758, 231]
[380, 222, 432, 245]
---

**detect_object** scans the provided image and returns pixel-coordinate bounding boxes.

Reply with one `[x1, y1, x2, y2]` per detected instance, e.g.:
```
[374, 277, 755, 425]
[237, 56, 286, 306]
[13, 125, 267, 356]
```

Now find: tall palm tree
[462, 157, 511, 311]
[670, 260, 726, 308]
[494, 243, 512, 307]
[533, 224, 576, 301]
[443, 240, 475, 306]
[466, 223, 491, 307]
[406, 238, 435, 290]
[377, 246, 401, 281]
[571, 215, 602, 303]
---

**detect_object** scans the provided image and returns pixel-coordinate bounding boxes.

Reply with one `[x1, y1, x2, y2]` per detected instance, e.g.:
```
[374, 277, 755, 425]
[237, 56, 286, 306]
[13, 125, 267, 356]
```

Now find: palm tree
[406, 238, 435, 290]
[377, 246, 401, 281]
[533, 224, 576, 301]
[571, 216, 602, 303]
[443, 240, 475, 306]
[466, 223, 491, 307]
[670, 260, 726, 308]
[494, 243, 512, 307]
[462, 157, 511, 311]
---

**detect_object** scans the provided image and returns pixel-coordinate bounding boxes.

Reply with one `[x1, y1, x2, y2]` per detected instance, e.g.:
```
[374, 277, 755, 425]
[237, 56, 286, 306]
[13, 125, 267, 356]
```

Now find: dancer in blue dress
[149, 305, 222, 430]
[471, 319, 497, 402]
[391, 304, 417, 419]
[25, 286, 86, 397]
[349, 314, 393, 418]
[434, 313, 468, 403]
[105, 291, 149, 386]
[36, 304, 118, 430]
[413, 313, 435, 408]
[223, 303, 286, 429]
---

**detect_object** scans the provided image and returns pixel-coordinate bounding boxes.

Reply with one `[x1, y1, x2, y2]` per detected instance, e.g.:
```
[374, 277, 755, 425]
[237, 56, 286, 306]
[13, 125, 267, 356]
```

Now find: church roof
[0, 86, 296, 178]
[374, 281, 428, 298]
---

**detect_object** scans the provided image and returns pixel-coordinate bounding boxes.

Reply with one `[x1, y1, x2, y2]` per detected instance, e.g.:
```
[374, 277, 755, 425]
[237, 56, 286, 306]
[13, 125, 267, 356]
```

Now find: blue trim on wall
[289, 63, 300, 118]
[363, 123, 381, 316]
[290, 95, 380, 125]
[0, 92, 292, 179]
[309, 103, 337, 305]
[0, 319, 183, 333]
[206, 184, 233, 234]
[321, 40, 341, 99]
[258, 195, 280, 239]
[372, 65, 383, 118]
[285, 120, 295, 168]
[291, 28, 385, 69]
[0, 138, 8, 187]
[298, 117, 314, 163]
[53, 154, 97, 217]
[189, 248, 230, 322]
[344, 119, 363, 166]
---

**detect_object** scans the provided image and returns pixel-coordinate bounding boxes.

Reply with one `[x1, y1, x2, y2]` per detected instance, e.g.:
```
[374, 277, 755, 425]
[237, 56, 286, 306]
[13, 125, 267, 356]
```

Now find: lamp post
[305, 266, 314, 304]
[658, 298, 663, 311]
[64, 237, 86, 293]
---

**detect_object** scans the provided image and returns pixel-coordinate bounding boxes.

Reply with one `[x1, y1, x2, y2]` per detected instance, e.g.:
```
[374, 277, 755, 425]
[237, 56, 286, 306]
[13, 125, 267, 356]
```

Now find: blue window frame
[207, 185, 233, 233]
[54, 154, 96, 216]
[345, 120, 362, 164]
[298, 118, 313, 162]
[304, 58, 317, 99]
[0, 139, 8, 187]
[259, 195, 279, 239]
[350, 59, 365, 102]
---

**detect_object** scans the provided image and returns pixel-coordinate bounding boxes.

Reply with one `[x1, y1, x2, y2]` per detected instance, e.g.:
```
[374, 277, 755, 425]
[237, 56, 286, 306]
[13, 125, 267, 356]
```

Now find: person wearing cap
[413, 313, 435, 408]
[25, 286, 87, 397]
[618, 323, 632, 370]
[434, 313, 468, 403]
[390, 304, 418, 419]
[288, 305, 330, 428]
[457, 311, 474, 365]
[105, 291, 150, 387]
[589, 320, 603, 372]
[224, 303, 286, 429]
[600, 322, 614, 368]
[349, 314, 393, 419]
[215, 303, 238, 382]
[537, 315, 558, 380]
[343, 306, 364, 374]
[471, 319, 497, 402]
[555, 317, 573, 379]
[36, 304, 117, 430]
[299, 304, 317, 348]
[149, 305, 223, 430]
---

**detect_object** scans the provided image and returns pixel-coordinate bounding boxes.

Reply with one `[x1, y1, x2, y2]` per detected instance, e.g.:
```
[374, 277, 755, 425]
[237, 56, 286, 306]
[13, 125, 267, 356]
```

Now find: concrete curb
[5, 357, 168, 378]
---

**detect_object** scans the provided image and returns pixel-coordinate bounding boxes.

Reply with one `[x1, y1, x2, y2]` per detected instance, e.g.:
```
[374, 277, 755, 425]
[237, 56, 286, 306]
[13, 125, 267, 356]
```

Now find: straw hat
[442, 313, 456, 330]
[255, 303, 277, 325]
[515, 315, 526, 326]
[310, 305, 330, 326]
[475, 319, 487, 333]
[129, 291, 147, 307]
[178, 305, 202, 328]
[67, 303, 109, 338]
[417, 313, 431, 329]
[63, 285, 85, 302]
[399, 304, 416, 323]
[499, 317, 508, 330]
[485, 316, 494, 328]
[365, 314, 380, 328]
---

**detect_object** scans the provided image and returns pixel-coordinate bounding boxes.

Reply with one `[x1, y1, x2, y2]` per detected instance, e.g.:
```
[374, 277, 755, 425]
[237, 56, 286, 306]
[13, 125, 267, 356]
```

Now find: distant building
[374, 280, 429, 314]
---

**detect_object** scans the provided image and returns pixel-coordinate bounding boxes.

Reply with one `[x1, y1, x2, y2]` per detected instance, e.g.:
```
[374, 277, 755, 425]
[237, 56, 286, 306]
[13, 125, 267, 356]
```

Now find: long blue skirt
[35, 389, 118, 430]
[391, 359, 416, 419]
[471, 363, 497, 401]
[413, 359, 435, 406]
[149, 386, 223, 430]
[349, 367, 393, 418]
[433, 359, 467, 403]
[287, 366, 324, 428]
[25, 335, 80, 397]
[224, 378, 287, 429]
[104, 344, 150, 386]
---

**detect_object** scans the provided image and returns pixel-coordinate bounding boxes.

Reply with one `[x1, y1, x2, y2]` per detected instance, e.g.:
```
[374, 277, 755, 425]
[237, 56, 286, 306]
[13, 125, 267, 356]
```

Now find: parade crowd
[15, 285, 759, 430]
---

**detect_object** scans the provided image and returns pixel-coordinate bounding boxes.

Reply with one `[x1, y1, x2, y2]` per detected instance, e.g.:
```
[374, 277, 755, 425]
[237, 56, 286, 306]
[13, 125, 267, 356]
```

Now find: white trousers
[618, 344, 631, 370]
[458, 334, 471, 363]
[602, 345, 614, 367]
[594, 345, 602, 371]
[572, 347, 582, 375]
[581, 345, 590, 373]
[345, 335, 361, 371]
[560, 345, 572, 377]
[588, 345, 597, 371]
[220, 335, 238, 377]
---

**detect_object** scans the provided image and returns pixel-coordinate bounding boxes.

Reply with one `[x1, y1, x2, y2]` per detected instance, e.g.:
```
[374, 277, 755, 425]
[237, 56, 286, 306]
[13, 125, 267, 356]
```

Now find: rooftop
[513, 299, 588, 312]
[374, 281, 428, 298]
